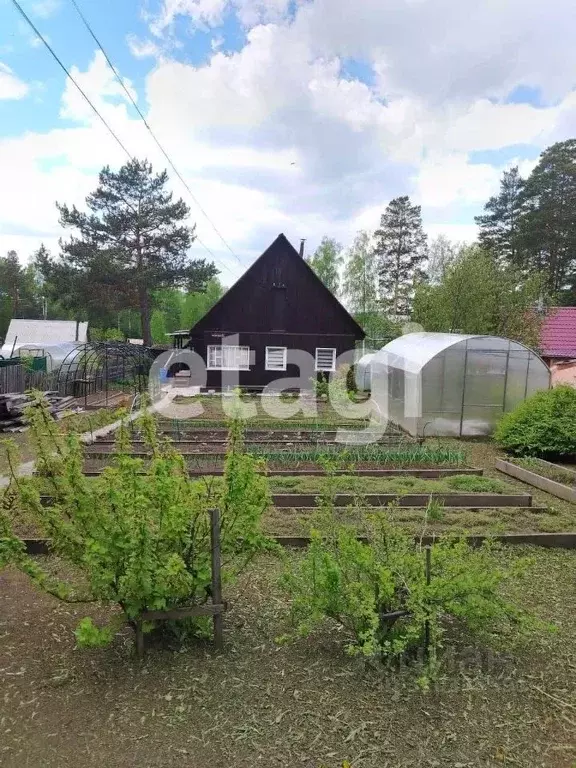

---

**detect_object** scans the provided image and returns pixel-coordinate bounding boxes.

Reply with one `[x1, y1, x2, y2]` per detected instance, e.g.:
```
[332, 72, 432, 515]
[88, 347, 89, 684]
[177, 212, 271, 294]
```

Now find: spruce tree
[373, 196, 427, 316]
[475, 166, 524, 266]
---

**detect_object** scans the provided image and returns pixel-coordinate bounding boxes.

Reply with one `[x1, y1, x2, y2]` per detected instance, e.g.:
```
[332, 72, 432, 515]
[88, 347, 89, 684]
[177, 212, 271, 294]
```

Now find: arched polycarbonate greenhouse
[370, 332, 551, 437]
[0, 342, 81, 373]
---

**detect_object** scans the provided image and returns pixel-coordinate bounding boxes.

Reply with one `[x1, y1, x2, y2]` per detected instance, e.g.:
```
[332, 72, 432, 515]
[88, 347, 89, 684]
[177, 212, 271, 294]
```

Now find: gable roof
[540, 307, 576, 358]
[190, 233, 365, 338]
[4, 319, 88, 345]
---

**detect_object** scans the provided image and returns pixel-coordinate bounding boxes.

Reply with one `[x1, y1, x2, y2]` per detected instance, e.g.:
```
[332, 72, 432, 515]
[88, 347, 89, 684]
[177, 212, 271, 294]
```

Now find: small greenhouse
[0, 342, 82, 373]
[371, 332, 550, 437]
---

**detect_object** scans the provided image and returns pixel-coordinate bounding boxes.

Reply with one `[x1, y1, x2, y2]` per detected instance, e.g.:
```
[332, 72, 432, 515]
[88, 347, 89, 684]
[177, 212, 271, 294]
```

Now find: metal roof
[540, 307, 576, 358]
[4, 319, 88, 345]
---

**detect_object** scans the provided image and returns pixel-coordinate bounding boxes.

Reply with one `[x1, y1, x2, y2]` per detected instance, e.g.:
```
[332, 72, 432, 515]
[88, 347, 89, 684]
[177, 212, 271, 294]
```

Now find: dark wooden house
[187, 234, 365, 390]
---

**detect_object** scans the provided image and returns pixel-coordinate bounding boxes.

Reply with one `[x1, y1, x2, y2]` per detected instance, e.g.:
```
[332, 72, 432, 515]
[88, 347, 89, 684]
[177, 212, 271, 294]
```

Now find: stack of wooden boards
[0, 391, 76, 432]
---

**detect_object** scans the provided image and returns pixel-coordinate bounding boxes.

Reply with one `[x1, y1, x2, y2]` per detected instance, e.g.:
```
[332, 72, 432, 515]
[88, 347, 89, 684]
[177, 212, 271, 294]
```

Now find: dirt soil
[1, 549, 575, 768]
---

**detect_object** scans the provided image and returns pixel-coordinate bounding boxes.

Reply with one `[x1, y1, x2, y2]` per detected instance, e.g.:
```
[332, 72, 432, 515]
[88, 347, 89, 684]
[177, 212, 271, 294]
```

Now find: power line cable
[10, 0, 132, 159]
[9, 0, 237, 278]
[69, 0, 242, 265]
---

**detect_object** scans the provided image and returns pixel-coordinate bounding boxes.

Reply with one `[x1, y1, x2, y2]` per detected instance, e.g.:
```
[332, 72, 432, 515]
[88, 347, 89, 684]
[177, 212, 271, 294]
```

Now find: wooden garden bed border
[23, 531, 576, 555]
[275, 533, 576, 549]
[279, 505, 548, 513]
[496, 459, 576, 504]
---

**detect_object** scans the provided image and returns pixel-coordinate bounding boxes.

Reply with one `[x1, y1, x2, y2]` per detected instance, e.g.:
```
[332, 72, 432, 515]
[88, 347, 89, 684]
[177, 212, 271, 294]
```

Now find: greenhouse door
[460, 348, 509, 436]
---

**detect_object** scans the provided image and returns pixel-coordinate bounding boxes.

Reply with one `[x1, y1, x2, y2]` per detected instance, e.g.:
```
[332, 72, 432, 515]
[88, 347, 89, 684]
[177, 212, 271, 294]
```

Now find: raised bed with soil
[271, 492, 535, 508]
[497, 458, 576, 504]
[81, 458, 474, 476]
[263, 504, 573, 538]
[83, 441, 465, 465]
[81, 462, 483, 477]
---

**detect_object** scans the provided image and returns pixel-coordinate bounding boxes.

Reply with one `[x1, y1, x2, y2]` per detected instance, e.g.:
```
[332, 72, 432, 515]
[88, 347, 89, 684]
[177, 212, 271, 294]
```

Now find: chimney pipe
[299, 239, 306, 258]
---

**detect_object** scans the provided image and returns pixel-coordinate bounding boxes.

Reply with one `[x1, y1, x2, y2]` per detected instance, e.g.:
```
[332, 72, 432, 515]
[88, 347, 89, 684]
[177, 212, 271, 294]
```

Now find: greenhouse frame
[370, 332, 551, 437]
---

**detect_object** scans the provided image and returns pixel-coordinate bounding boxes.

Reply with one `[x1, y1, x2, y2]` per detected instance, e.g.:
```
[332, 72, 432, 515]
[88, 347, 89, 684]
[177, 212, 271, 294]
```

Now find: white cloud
[232, 0, 291, 27]
[414, 155, 502, 209]
[150, 0, 227, 35]
[31, 0, 61, 18]
[424, 223, 479, 245]
[0, 62, 29, 100]
[60, 51, 137, 124]
[126, 34, 161, 59]
[150, 0, 291, 34]
[440, 100, 559, 153]
[295, 0, 576, 104]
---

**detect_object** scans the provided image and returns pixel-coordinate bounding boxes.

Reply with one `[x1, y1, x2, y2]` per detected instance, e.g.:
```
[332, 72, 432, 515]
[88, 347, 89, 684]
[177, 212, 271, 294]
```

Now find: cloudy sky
[0, 0, 575, 284]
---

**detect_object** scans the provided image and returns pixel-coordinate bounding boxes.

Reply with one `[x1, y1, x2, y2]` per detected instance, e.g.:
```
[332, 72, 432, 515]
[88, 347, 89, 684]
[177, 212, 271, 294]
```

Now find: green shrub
[494, 385, 576, 457]
[311, 373, 330, 398]
[2, 394, 272, 648]
[281, 504, 547, 683]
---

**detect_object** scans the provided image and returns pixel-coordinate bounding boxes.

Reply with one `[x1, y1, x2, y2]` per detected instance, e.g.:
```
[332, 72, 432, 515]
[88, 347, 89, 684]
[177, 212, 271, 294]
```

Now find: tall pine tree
[475, 166, 524, 266]
[43, 159, 217, 345]
[517, 140, 576, 299]
[374, 196, 427, 316]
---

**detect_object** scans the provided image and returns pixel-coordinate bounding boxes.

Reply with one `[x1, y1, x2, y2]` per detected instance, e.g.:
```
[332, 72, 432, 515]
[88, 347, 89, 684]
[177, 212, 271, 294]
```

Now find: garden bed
[496, 458, 576, 504]
[159, 394, 375, 424]
[263, 504, 573, 537]
[85, 436, 410, 455]
[512, 458, 575, 485]
[80, 462, 483, 477]
[272, 492, 534, 507]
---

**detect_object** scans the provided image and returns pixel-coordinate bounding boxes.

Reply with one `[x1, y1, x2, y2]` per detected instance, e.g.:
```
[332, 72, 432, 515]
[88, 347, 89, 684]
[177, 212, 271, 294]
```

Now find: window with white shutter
[207, 345, 251, 370]
[315, 348, 336, 372]
[265, 346, 287, 371]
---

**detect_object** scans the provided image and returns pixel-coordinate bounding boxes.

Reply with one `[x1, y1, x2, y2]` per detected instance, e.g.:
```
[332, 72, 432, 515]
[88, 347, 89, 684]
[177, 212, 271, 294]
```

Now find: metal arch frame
[57, 342, 152, 407]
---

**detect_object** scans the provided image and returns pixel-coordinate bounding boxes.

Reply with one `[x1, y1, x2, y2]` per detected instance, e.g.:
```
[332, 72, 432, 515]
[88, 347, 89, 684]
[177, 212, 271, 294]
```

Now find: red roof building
[540, 307, 576, 361]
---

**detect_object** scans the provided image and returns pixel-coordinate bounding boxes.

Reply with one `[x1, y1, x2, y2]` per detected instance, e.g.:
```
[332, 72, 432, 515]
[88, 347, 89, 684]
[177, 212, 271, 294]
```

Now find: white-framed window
[265, 346, 287, 371]
[207, 345, 251, 370]
[315, 347, 336, 372]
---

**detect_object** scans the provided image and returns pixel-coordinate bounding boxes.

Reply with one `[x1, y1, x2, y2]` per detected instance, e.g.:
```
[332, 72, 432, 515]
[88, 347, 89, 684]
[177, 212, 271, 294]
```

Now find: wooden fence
[0, 364, 62, 395]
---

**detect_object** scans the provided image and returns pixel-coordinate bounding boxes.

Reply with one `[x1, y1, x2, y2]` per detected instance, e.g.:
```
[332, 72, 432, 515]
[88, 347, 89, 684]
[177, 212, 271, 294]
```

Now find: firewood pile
[0, 392, 76, 432]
